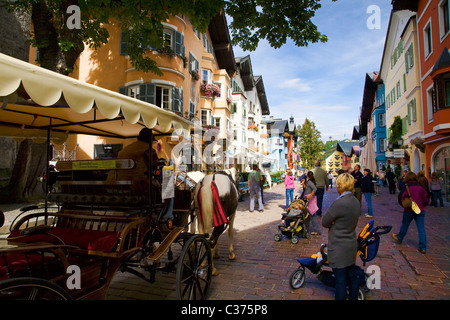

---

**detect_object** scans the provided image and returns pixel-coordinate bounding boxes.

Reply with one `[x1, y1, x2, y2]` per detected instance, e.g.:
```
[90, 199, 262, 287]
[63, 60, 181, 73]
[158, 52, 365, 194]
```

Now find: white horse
[193, 168, 239, 275]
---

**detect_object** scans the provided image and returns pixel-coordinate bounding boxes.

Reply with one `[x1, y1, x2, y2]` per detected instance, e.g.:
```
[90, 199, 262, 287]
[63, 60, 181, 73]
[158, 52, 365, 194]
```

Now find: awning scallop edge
[0, 53, 192, 136]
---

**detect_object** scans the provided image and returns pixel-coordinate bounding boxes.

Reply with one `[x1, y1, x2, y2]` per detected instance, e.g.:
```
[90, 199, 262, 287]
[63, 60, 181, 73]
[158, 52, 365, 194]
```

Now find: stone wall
[0, 0, 31, 192]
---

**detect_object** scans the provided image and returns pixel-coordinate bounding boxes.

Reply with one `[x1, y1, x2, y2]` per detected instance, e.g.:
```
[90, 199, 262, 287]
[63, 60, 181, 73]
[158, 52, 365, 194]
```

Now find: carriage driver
[107, 128, 168, 193]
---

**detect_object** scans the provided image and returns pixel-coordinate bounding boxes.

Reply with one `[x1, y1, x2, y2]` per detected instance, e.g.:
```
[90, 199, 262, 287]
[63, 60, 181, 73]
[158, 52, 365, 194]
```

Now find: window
[127, 85, 140, 99]
[407, 98, 417, 125]
[189, 101, 195, 118]
[405, 44, 414, 73]
[156, 86, 171, 109]
[214, 117, 221, 128]
[94, 144, 123, 159]
[440, 0, 450, 38]
[378, 113, 386, 127]
[201, 109, 212, 126]
[189, 53, 199, 73]
[379, 138, 386, 153]
[163, 28, 174, 48]
[427, 86, 435, 122]
[396, 81, 401, 99]
[202, 69, 212, 84]
[424, 22, 433, 58]
[233, 130, 238, 141]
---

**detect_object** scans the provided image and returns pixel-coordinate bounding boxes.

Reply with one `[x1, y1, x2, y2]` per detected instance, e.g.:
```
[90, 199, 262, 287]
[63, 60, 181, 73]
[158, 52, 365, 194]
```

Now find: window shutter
[409, 45, 414, 68]
[412, 98, 417, 122]
[407, 102, 412, 125]
[172, 86, 181, 113]
[174, 31, 184, 56]
[203, 33, 207, 48]
[402, 117, 407, 135]
[189, 53, 193, 72]
[139, 83, 156, 104]
[120, 32, 128, 55]
[119, 86, 127, 95]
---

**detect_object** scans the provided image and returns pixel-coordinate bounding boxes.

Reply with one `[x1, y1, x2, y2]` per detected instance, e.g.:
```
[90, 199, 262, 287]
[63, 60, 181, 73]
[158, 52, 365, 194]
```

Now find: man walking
[351, 164, 363, 211]
[248, 164, 264, 212]
[312, 160, 329, 217]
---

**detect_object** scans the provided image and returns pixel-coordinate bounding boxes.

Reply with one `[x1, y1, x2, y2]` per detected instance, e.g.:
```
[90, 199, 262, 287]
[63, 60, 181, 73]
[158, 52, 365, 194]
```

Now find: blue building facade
[372, 81, 387, 171]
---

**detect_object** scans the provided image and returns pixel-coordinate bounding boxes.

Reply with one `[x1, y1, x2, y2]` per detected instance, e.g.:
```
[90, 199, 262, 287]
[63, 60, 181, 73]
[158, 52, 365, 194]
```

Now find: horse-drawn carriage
[0, 53, 238, 300]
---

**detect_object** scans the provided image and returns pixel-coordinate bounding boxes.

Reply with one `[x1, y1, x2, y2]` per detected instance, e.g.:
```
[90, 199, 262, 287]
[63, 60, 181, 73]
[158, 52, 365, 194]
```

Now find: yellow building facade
[382, 13, 426, 171]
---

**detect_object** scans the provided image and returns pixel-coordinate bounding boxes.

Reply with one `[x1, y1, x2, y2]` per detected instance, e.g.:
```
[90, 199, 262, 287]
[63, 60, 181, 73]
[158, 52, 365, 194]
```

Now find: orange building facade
[30, 12, 237, 169]
[415, 0, 450, 201]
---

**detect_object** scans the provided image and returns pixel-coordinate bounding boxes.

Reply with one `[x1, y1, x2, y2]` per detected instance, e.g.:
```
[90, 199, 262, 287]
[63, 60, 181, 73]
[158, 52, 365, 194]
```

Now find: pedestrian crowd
[244, 160, 445, 300]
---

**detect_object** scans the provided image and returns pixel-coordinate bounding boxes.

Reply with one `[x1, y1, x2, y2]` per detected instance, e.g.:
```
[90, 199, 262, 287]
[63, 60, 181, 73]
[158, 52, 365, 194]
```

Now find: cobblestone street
[106, 181, 450, 300]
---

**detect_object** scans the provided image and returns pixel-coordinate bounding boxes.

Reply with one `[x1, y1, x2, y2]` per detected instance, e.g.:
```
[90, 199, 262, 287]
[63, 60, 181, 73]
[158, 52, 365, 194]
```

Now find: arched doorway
[432, 145, 450, 203]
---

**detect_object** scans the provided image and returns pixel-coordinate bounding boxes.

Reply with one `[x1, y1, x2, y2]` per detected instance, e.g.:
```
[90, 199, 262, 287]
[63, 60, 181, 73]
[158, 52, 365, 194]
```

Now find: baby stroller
[274, 197, 310, 244]
[289, 219, 391, 299]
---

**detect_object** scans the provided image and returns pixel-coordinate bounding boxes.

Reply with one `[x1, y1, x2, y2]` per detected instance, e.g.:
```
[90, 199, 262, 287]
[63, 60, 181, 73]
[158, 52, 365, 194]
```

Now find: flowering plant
[283, 132, 290, 138]
[226, 97, 232, 104]
[248, 124, 259, 131]
[156, 46, 176, 58]
[190, 70, 199, 81]
[200, 83, 221, 98]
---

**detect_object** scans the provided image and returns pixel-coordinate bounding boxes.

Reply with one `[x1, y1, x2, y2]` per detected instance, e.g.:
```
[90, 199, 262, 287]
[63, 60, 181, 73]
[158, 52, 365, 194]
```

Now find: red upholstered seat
[7, 228, 120, 253]
[0, 253, 54, 280]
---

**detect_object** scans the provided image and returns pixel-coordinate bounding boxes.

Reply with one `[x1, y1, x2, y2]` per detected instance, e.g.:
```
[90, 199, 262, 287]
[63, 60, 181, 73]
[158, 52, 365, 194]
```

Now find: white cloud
[278, 78, 313, 92]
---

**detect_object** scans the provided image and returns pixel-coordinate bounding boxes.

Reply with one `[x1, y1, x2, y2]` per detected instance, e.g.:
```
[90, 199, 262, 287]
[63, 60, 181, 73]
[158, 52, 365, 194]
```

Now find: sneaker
[392, 233, 401, 244]
[418, 248, 426, 254]
[259, 209, 264, 213]
[365, 214, 373, 218]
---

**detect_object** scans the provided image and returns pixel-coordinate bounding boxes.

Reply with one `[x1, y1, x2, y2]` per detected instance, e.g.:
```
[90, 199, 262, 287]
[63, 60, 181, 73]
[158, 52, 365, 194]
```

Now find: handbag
[403, 185, 421, 214]
[306, 194, 319, 215]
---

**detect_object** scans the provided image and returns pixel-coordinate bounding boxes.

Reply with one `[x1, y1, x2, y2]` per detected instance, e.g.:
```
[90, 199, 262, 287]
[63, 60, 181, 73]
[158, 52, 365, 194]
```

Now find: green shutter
[119, 86, 127, 95]
[189, 53, 193, 72]
[407, 102, 412, 125]
[172, 86, 181, 113]
[412, 98, 417, 122]
[174, 31, 184, 56]
[402, 117, 407, 135]
[120, 32, 128, 55]
[139, 83, 156, 104]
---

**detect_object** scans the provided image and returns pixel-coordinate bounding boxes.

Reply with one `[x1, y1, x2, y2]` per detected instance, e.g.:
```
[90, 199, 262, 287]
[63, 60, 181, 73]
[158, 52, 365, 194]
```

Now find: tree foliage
[4, 0, 335, 74]
[296, 118, 324, 169]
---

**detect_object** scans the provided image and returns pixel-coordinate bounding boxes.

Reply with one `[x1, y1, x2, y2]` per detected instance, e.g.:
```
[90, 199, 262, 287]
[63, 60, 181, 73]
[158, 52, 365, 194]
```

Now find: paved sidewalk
[1, 181, 448, 300]
[106, 181, 449, 300]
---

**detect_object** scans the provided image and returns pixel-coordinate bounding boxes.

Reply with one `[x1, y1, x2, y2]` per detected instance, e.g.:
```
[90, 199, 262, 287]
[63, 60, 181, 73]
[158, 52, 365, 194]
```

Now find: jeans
[332, 264, 360, 300]
[398, 210, 427, 251]
[285, 188, 294, 208]
[315, 187, 325, 216]
[363, 192, 373, 216]
[432, 190, 444, 207]
[250, 187, 264, 211]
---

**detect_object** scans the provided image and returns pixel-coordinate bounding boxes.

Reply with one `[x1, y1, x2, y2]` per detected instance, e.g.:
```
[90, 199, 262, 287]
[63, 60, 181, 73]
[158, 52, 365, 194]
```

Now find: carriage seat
[7, 227, 120, 254]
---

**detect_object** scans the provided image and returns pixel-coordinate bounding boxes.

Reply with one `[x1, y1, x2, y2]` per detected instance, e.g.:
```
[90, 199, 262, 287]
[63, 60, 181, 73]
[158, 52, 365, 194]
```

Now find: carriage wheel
[176, 234, 212, 300]
[289, 267, 306, 289]
[0, 277, 72, 300]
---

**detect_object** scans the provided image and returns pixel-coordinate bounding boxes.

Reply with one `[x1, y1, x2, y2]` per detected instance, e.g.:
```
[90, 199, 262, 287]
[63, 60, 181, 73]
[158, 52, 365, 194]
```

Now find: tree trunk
[8, 139, 47, 202]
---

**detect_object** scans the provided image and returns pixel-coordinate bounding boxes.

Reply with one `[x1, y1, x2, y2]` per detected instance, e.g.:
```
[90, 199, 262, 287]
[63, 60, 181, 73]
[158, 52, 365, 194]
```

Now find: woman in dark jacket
[393, 171, 429, 254]
[322, 173, 360, 300]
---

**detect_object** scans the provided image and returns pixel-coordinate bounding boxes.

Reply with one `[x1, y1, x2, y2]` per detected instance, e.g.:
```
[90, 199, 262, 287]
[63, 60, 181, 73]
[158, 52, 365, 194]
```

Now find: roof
[236, 55, 254, 91]
[208, 11, 237, 78]
[254, 75, 270, 115]
[336, 140, 359, 156]
[269, 119, 288, 135]
[432, 47, 450, 74]
[0, 53, 192, 142]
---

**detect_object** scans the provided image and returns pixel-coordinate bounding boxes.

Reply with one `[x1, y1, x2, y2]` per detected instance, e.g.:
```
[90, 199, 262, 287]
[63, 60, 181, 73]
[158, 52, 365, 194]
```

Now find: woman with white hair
[322, 173, 360, 300]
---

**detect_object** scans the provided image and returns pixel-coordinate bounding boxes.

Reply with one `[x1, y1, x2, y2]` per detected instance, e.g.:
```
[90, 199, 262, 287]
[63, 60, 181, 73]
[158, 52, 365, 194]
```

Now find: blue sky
[232, 0, 392, 142]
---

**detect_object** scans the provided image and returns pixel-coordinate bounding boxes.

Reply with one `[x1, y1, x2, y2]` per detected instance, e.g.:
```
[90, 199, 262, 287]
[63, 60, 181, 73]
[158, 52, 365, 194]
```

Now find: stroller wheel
[289, 267, 306, 289]
[274, 233, 282, 242]
[291, 235, 299, 244]
[358, 288, 365, 300]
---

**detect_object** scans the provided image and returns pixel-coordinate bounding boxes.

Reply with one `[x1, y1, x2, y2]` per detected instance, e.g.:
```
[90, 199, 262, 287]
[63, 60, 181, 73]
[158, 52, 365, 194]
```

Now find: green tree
[388, 116, 403, 150]
[5, 0, 336, 75]
[296, 118, 324, 169]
